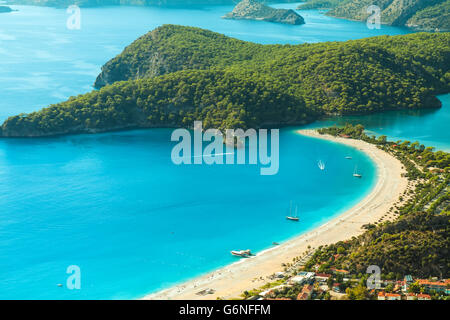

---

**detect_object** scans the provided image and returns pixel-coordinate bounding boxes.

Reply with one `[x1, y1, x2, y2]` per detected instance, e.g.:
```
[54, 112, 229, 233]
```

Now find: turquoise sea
[0, 3, 447, 299]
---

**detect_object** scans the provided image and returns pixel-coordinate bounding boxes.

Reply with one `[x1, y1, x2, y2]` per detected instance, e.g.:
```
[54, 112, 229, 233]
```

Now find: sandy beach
[142, 129, 408, 300]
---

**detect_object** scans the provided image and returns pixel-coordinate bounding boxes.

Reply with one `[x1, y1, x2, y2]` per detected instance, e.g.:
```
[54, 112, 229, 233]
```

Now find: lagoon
[0, 2, 447, 299]
[0, 127, 376, 299]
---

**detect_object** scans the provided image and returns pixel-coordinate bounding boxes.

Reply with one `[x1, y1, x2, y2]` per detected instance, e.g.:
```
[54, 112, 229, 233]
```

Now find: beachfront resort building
[416, 279, 450, 294]
[314, 273, 331, 282]
[417, 294, 432, 300]
[290, 272, 315, 285]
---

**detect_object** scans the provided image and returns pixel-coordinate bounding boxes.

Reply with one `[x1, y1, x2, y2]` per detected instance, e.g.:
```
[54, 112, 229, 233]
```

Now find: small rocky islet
[223, 0, 305, 25]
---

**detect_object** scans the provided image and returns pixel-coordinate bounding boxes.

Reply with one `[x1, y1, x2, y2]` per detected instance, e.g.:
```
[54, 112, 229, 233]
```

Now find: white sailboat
[318, 160, 325, 170]
[286, 202, 299, 221]
[353, 165, 362, 178]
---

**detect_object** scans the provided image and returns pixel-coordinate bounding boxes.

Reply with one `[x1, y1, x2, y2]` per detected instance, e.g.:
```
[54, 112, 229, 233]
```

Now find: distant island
[6, 0, 297, 8]
[8, 0, 448, 30]
[1, 25, 448, 137]
[298, 0, 450, 31]
[223, 0, 305, 25]
[0, 5, 13, 13]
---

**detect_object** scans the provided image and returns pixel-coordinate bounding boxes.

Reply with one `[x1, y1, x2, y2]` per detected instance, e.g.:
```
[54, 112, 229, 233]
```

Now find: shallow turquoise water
[0, 128, 376, 299]
[304, 94, 450, 152]
[0, 3, 446, 299]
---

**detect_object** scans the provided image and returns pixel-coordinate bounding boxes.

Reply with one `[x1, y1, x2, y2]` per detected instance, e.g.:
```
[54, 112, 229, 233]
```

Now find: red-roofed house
[378, 292, 401, 300]
[386, 293, 401, 300]
[417, 293, 431, 301]
[303, 285, 313, 297]
[330, 268, 349, 275]
[315, 273, 331, 282]
[297, 292, 309, 300]
[296, 284, 314, 300]
[406, 293, 416, 301]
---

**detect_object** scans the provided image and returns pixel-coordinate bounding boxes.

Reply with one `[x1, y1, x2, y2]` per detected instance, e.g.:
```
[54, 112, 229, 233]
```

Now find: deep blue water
[0, 3, 447, 299]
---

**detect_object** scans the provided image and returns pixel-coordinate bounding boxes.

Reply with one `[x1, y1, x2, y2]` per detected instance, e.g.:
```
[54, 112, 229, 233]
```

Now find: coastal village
[241, 268, 450, 301]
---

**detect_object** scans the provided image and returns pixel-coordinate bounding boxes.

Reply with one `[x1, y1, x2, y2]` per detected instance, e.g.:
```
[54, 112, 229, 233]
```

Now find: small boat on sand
[231, 249, 251, 257]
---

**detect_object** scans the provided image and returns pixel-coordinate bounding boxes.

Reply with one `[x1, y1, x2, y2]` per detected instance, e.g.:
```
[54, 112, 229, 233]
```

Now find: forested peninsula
[1, 25, 449, 137]
[298, 0, 450, 31]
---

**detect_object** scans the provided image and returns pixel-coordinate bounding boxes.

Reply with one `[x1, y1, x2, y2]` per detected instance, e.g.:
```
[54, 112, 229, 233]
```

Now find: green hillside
[1, 25, 449, 137]
[407, 0, 450, 31]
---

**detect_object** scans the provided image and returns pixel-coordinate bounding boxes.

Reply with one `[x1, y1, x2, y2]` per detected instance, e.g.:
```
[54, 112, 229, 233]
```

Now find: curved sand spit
[142, 129, 408, 300]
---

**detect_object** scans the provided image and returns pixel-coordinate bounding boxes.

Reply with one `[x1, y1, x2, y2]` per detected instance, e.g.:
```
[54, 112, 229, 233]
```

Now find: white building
[290, 272, 315, 285]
